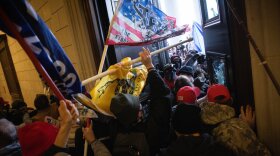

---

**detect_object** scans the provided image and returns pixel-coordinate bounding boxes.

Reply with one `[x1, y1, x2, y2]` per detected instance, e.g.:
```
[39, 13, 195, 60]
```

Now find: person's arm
[54, 100, 78, 147]
[139, 48, 170, 97]
[82, 121, 112, 156]
[139, 48, 172, 148]
[45, 100, 79, 155]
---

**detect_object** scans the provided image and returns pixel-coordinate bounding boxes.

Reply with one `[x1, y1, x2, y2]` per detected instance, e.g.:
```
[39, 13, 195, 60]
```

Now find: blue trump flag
[0, 0, 82, 98]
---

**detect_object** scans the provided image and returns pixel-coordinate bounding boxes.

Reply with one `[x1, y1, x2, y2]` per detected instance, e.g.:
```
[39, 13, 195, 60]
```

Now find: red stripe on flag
[114, 17, 144, 40]
[106, 40, 116, 45]
[151, 34, 160, 39]
[110, 27, 135, 43]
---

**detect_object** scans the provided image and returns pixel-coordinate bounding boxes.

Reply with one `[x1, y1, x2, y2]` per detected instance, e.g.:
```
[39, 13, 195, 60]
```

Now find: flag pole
[0, 8, 65, 101]
[83, 2, 124, 155]
[96, 0, 123, 77]
[97, 45, 108, 74]
[82, 38, 193, 86]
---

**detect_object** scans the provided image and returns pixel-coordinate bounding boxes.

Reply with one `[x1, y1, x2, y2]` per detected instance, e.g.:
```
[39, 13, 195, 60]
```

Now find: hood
[200, 102, 235, 125]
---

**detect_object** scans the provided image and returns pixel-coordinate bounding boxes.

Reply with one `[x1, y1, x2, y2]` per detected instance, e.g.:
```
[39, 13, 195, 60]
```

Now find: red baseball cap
[207, 84, 231, 103]
[177, 86, 200, 104]
[18, 122, 59, 156]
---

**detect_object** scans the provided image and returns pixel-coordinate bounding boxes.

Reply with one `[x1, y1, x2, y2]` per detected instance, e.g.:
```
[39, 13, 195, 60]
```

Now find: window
[200, 0, 220, 27]
[205, 0, 219, 20]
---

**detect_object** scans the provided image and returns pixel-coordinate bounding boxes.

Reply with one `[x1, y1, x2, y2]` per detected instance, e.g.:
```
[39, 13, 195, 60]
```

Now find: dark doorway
[84, 0, 254, 110]
[0, 35, 23, 100]
[200, 0, 254, 110]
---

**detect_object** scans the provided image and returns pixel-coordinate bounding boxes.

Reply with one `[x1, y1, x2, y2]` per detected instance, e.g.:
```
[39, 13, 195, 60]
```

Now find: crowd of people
[0, 48, 271, 156]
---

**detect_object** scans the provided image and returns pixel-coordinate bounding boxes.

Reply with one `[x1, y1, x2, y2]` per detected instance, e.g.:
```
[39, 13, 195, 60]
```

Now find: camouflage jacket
[200, 102, 271, 156]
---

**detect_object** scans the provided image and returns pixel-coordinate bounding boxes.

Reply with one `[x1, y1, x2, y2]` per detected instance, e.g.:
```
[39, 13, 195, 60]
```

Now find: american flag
[106, 0, 190, 45]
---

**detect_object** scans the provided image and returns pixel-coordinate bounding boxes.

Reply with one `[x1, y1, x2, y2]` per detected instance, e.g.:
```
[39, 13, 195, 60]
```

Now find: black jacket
[144, 69, 172, 154]
[77, 69, 172, 156]
[161, 134, 235, 156]
[111, 69, 172, 156]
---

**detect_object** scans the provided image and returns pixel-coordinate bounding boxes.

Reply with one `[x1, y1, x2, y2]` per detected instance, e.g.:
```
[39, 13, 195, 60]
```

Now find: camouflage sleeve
[212, 118, 271, 156]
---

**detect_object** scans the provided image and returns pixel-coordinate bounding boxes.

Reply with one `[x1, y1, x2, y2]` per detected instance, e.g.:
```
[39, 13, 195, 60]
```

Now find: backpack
[113, 132, 149, 156]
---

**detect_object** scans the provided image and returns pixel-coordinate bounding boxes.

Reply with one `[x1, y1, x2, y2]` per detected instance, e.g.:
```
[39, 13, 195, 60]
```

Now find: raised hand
[240, 105, 256, 129]
[58, 100, 79, 126]
[82, 120, 96, 144]
[54, 100, 79, 148]
[139, 47, 154, 70]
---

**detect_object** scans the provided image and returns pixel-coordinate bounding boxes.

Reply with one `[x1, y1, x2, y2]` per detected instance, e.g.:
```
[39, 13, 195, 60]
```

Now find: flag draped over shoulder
[106, 0, 190, 46]
[90, 57, 147, 115]
[0, 0, 82, 98]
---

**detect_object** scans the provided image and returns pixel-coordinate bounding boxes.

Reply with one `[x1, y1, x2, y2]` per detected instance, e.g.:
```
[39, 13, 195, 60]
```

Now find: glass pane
[206, 0, 219, 20]
[212, 58, 226, 85]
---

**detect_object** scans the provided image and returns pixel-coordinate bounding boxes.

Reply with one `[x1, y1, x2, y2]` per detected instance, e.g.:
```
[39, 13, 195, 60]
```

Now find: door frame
[0, 34, 23, 100]
[200, 0, 255, 111]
